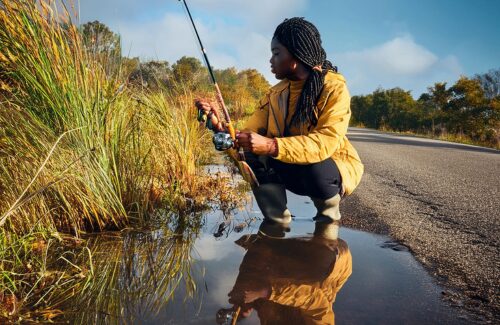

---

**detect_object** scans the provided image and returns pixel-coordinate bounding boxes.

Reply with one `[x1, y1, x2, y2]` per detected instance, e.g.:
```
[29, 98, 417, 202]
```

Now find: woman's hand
[242, 287, 271, 303]
[236, 131, 278, 157]
[228, 285, 270, 304]
[194, 99, 225, 132]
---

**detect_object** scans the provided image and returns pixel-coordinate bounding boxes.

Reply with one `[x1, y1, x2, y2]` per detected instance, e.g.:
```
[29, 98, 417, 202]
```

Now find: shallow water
[68, 185, 467, 324]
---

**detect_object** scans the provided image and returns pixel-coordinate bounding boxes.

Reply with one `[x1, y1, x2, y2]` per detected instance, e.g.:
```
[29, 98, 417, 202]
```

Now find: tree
[348, 71, 498, 147]
[425, 82, 452, 133]
[448, 76, 492, 140]
[384, 88, 417, 131]
[350, 94, 372, 127]
[172, 56, 207, 87]
[80, 21, 122, 76]
[214, 68, 270, 120]
[240, 69, 270, 100]
[417, 93, 436, 132]
[128, 60, 172, 89]
[370, 88, 390, 129]
[121, 57, 140, 79]
[475, 68, 500, 100]
[80, 20, 121, 57]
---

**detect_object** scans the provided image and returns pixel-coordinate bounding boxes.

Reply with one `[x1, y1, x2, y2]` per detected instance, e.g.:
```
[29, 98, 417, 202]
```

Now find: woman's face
[270, 38, 296, 80]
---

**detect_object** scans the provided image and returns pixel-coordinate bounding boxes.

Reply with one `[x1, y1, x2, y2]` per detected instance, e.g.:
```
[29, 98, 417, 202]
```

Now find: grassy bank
[0, 0, 242, 320]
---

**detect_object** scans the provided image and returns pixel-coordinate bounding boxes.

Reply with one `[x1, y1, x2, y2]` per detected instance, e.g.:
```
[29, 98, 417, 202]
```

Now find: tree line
[350, 70, 500, 148]
[79, 21, 270, 121]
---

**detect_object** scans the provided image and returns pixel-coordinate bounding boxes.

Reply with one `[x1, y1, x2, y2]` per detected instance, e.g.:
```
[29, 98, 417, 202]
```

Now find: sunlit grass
[0, 0, 239, 321]
[0, 0, 219, 233]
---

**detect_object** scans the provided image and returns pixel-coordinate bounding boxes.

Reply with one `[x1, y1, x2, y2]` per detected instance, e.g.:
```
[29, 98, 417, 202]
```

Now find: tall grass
[0, 0, 215, 233]
[0, 0, 234, 320]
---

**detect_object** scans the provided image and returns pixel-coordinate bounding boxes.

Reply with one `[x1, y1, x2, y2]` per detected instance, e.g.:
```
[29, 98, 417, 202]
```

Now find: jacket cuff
[271, 137, 286, 161]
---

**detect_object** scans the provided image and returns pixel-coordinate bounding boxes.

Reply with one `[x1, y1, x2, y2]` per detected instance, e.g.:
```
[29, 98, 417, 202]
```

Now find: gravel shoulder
[340, 127, 500, 323]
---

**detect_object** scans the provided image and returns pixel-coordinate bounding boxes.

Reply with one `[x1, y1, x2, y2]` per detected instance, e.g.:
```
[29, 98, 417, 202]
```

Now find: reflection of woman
[224, 221, 352, 324]
[196, 18, 363, 236]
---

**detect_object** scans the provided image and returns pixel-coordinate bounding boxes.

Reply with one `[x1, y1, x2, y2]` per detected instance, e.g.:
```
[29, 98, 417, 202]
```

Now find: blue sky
[79, 0, 499, 97]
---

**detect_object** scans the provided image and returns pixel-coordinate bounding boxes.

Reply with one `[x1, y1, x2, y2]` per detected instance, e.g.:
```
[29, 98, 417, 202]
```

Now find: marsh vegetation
[0, 1, 265, 321]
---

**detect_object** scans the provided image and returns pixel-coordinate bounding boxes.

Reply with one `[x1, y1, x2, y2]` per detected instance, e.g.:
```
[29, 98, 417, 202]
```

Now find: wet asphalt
[340, 127, 500, 323]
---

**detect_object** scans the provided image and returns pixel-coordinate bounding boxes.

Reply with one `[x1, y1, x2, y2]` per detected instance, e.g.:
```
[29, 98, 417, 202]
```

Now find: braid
[273, 17, 337, 127]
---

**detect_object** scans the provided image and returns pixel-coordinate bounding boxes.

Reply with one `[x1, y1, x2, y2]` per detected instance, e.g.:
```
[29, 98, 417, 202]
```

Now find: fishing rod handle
[214, 83, 235, 139]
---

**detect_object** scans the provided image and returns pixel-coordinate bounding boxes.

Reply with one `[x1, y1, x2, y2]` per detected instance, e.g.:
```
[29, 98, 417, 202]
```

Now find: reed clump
[0, 0, 237, 320]
[0, 0, 219, 233]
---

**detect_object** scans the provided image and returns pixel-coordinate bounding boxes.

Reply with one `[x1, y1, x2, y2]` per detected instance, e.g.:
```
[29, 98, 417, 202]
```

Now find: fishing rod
[178, 0, 259, 188]
[178, 0, 235, 146]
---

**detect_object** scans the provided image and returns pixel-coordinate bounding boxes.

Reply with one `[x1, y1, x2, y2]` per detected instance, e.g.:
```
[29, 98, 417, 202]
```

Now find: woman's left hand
[236, 131, 278, 157]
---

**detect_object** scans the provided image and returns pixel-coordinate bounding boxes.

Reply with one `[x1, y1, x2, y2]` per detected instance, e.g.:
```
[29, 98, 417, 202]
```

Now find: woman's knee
[303, 158, 342, 199]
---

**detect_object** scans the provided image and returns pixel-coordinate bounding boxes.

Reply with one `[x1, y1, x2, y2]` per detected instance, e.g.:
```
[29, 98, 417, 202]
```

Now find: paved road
[340, 127, 500, 323]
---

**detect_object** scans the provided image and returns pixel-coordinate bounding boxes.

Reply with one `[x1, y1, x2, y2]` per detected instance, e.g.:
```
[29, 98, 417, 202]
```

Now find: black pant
[245, 152, 342, 200]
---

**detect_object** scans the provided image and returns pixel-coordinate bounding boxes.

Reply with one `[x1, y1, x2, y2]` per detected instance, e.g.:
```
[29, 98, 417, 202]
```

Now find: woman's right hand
[194, 99, 225, 132]
[194, 99, 213, 117]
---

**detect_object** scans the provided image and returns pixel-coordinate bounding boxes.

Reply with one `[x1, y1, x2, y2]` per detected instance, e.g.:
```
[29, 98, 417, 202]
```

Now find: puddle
[65, 189, 468, 324]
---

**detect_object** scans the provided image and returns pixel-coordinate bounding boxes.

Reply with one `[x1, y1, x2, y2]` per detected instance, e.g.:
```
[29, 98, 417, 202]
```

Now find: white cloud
[335, 35, 463, 96]
[345, 35, 438, 75]
[80, 0, 307, 27]
[79, 0, 166, 23]
[117, 13, 203, 62]
[209, 269, 238, 305]
[79, 1, 463, 97]
[79, 0, 304, 84]
[194, 234, 235, 261]
[115, 11, 282, 84]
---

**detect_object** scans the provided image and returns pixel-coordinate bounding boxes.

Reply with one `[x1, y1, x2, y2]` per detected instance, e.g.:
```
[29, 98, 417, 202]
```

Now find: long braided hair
[273, 17, 337, 128]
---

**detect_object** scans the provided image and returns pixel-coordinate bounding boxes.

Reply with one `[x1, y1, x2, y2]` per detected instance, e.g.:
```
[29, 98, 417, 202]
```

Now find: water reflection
[217, 220, 352, 325]
[60, 203, 466, 324]
[65, 216, 203, 324]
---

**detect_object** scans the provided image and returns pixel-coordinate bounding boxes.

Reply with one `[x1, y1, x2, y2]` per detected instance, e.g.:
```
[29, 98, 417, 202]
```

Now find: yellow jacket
[243, 71, 364, 195]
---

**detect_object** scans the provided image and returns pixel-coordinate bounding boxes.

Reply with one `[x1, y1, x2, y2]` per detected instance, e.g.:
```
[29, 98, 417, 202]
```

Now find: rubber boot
[252, 183, 292, 224]
[312, 193, 341, 223]
[312, 193, 341, 240]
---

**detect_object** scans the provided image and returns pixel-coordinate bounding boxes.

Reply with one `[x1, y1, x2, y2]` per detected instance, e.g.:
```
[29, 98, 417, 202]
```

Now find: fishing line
[180, 2, 213, 85]
[178, 0, 260, 189]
